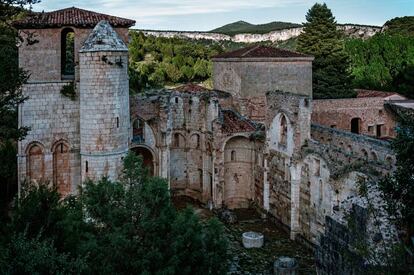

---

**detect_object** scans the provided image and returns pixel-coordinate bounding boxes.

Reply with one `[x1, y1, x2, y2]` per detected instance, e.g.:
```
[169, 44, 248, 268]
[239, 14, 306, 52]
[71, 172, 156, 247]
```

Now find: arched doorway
[131, 146, 155, 176]
[53, 141, 71, 196]
[351, 118, 361, 134]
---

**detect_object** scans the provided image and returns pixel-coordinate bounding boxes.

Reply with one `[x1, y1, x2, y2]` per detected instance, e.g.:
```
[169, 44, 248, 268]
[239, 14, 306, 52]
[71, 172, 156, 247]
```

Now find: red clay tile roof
[12, 7, 135, 29]
[175, 83, 211, 93]
[356, 89, 401, 98]
[213, 45, 312, 59]
[222, 110, 256, 134]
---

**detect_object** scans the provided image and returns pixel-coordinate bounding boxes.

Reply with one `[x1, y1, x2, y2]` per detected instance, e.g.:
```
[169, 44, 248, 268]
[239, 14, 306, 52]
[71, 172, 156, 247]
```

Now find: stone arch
[370, 151, 378, 162]
[385, 155, 394, 168]
[268, 112, 294, 155]
[172, 132, 186, 148]
[61, 27, 75, 78]
[132, 117, 156, 148]
[361, 149, 368, 160]
[132, 117, 145, 143]
[223, 136, 254, 209]
[190, 133, 201, 149]
[52, 140, 71, 196]
[26, 142, 45, 183]
[131, 145, 157, 176]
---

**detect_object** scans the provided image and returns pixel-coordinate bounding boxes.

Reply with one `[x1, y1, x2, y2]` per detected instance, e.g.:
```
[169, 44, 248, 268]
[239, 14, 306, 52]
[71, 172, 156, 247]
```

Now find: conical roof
[80, 20, 128, 53]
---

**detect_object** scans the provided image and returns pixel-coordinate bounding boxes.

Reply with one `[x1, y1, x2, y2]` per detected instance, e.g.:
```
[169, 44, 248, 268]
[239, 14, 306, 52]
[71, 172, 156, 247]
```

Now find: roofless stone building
[15, 7, 401, 273]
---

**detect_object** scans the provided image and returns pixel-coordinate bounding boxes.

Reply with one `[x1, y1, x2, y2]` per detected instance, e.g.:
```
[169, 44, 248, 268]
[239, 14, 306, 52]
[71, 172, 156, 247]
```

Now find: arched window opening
[132, 118, 145, 143]
[385, 156, 393, 168]
[198, 169, 203, 189]
[279, 115, 288, 146]
[314, 158, 321, 177]
[53, 142, 70, 196]
[195, 134, 200, 149]
[351, 118, 361, 134]
[361, 149, 368, 160]
[230, 150, 236, 161]
[27, 143, 45, 182]
[319, 179, 323, 205]
[61, 28, 75, 79]
[371, 151, 378, 162]
[174, 133, 180, 147]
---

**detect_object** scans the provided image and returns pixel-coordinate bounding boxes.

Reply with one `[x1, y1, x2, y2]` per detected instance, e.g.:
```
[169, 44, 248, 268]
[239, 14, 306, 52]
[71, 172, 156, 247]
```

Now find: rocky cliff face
[138, 24, 381, 43]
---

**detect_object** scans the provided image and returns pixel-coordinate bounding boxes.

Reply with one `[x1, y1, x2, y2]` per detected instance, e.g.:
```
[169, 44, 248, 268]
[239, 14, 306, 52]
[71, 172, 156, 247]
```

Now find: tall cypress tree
[297, 3, 355, 99]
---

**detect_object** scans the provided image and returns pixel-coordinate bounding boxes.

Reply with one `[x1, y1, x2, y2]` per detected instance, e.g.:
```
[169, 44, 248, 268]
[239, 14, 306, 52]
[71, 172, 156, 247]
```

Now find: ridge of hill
[210, 20, 302, 35]
[383, 16, 414, 36]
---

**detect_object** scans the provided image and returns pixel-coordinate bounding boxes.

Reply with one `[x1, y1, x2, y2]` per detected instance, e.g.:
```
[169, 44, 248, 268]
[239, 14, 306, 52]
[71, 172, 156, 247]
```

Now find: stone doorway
[131, 146, 155, 176]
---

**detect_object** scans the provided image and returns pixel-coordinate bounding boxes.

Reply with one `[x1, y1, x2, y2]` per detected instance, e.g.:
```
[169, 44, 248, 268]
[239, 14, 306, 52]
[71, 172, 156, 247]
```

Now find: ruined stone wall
[212, 59, 312, 121]
[264, 92, 312, 228]
[18, 82, 81, 195]
[79, 51, 130, 182]
[131, 90, 221, 203]
[18, 27, 129, 82]
[310, 124, 395, 166]
[312, 97, 399, 138]
[287, 125, 396, 246]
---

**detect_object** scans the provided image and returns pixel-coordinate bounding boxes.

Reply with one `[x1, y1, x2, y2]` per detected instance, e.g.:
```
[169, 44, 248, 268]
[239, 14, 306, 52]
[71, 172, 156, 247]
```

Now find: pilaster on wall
[290, 163, 302, 240]
[263, 158, 270, 211]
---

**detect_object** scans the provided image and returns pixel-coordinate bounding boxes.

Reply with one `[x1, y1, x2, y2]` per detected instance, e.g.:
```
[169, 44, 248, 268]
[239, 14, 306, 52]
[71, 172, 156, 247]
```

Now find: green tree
[0, 0, 38, 218]
[297, 3, 354, 99]
[346, 34, 414, 98]
[379, 114, 414, 239]
[2, 153, 229, 274]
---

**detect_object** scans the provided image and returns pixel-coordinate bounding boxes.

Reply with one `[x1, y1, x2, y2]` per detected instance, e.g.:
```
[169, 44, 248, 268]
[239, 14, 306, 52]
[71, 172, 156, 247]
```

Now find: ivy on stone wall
[60, 82, 76, 100]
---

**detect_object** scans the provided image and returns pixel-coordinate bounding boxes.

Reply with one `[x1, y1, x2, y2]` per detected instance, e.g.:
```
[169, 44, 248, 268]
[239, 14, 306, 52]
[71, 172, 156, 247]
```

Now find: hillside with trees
[128, 31, 248, 92]
[345, 34, 414, 98]
[383, 16, 414, 37]
[210, 20, 302, 35]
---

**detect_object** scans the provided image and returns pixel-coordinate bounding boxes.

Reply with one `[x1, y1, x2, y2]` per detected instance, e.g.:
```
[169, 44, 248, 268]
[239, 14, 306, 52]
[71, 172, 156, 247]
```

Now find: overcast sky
[33, 0, 413, 31]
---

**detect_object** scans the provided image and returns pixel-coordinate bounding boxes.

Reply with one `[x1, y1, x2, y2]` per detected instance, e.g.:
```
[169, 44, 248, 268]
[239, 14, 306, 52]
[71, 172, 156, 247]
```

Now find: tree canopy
[0, 153, 229, 274]
[346, 34, 414, 98]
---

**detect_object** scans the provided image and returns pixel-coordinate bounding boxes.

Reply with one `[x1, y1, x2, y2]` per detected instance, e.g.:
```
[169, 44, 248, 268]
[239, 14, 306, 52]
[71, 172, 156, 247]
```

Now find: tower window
[279, 115, 288, 146]
[174, 133, 180, 147]
[230, 150, 236, 161]
[85, 161, 89, 173]
[61, 28, 75, 79]
[116, 117, 119, 128]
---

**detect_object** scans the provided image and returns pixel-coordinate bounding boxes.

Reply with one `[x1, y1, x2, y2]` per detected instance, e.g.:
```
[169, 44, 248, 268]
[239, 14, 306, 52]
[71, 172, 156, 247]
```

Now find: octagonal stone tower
[79, 20, 130, 182]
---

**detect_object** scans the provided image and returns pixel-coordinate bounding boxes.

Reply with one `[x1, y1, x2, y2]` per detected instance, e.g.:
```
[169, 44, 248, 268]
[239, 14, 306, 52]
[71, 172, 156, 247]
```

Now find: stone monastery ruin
[14, 7, 404, 271]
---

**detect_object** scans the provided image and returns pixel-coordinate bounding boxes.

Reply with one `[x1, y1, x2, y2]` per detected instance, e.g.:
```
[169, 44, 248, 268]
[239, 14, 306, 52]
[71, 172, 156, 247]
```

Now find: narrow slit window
[61, 28, 75, 78]
[85, 161, 89, 173]
[116, 117, 119, 128]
